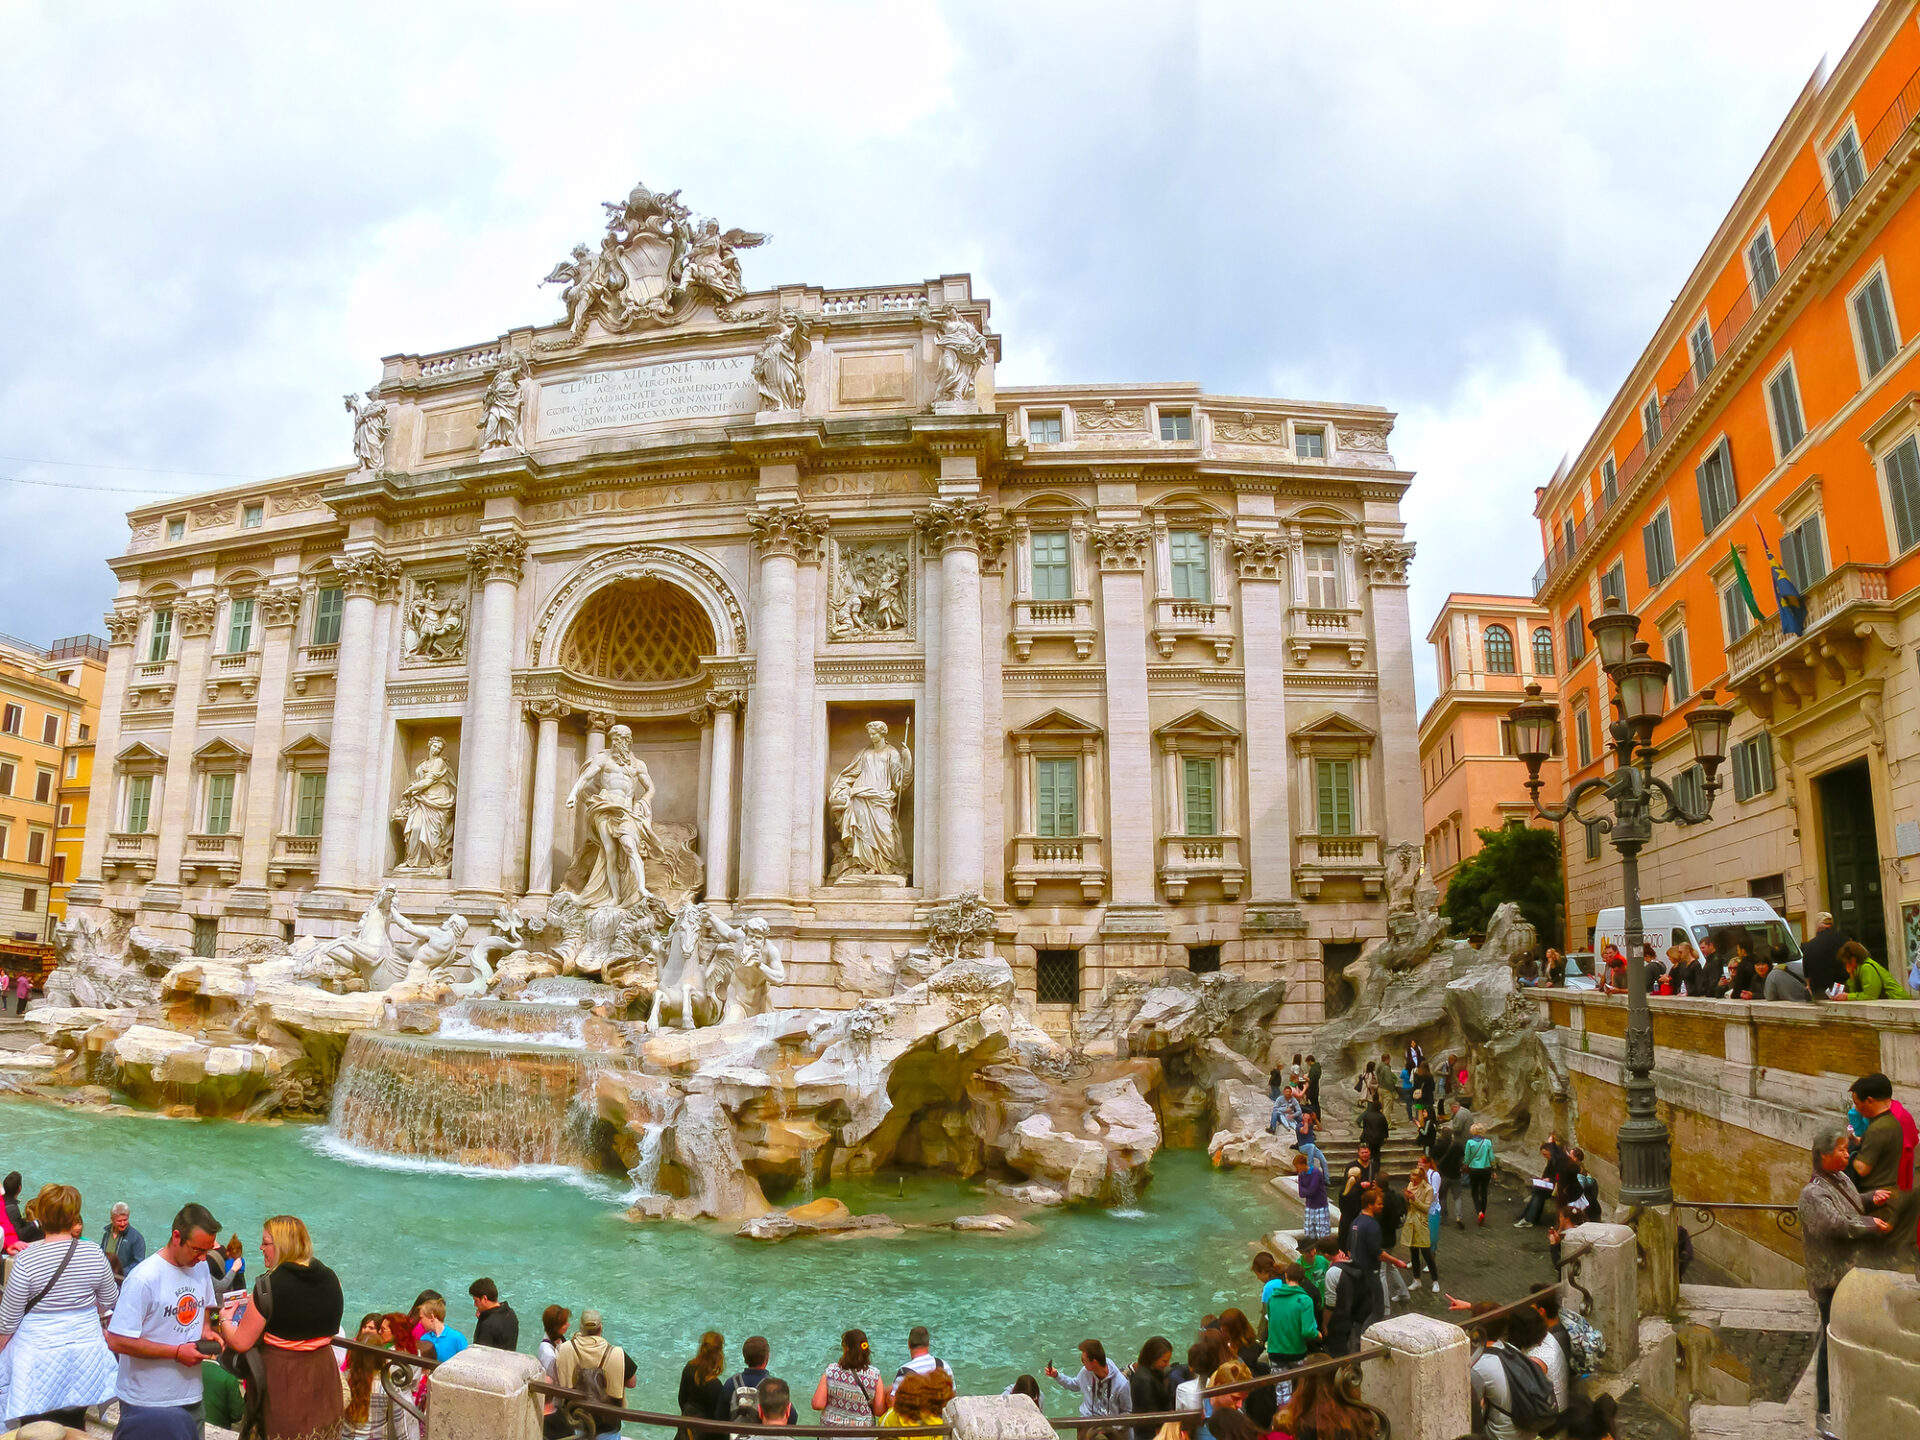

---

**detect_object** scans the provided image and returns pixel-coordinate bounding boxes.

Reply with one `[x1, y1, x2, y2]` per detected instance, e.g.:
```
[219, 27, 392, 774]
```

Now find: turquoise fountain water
[2, 1101, 1282, 1417]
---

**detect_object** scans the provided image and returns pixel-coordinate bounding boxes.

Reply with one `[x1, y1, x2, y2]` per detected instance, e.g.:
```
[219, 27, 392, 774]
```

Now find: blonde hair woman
[217, 1214, 345, 1440]
[0, 1184, 119, 1429]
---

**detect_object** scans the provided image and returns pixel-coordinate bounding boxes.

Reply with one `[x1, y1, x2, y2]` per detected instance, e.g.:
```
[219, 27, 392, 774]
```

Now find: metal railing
[1676, 1200, 1800, 1238]
[338, 1336, 437, 1437]
[1457, 1283, 1565, 1335]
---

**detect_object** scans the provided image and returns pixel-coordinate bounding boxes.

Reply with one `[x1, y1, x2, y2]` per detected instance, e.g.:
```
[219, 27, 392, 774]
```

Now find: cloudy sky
[0, 1, 1880, 707]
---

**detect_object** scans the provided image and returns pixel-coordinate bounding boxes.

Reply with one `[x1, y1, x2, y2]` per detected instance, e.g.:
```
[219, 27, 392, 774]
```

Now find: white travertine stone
[1829, 1266, 1920, 1439]
[1634, 1317, 1679, 1421]
[155, 601, 215, 886]
[787, 550, 821, 894]
[945, 1393, 1055, 1440]
[1365, 546, 1422, 847]
[1098, 555, 1155, 907]
[317, 563, 384, 891]
[456, 533, 524, 897]
[938, 533, 985, 896]
[1568, 1222, 1640, 1371]
[75, 606, 138, 888]
[236, 586, 299, 894]
[1236, 551, 1292, 903]
[1359, 1313, 1470, 1440]
[705, 701, 738, 901]
[426, 1343, 546, 1440]
[743, 542, 798, 903]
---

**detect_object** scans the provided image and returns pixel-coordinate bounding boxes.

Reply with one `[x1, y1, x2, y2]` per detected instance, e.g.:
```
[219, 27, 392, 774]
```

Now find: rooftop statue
[924, 305, 989, 405]
[478, 353, 529, 451]
[343, 390, 390, 472]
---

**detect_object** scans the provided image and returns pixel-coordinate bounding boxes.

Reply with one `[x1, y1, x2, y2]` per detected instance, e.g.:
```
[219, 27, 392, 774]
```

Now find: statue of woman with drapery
[392, 737, 457, 875]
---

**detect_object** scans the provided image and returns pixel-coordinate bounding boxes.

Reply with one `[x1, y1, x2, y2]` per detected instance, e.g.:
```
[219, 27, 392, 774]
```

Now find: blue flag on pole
[1760, 523, 1805, 636]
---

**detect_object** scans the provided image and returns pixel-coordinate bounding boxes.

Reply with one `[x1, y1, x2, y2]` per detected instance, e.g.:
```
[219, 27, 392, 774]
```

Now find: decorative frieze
[467, 533, 528, 585]
[1213, 411, 1287, 445]
[813, 657, 925, 687]
[1075, 400, 1145, 432]
[1360, 539, 1416, 586]
[331, 551, 401, 599]
[1089, 523, 1151, 571]
[748, 503, 827, 562]
[1337, 425, 1391, 454]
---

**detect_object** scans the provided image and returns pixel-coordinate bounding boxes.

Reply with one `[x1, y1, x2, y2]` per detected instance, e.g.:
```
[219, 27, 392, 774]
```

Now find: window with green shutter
[1035, 757, 1078, 837]
[1886, 436, 1920, 554]
[227, 597, 254, 654]
[1169, 530, 1211, 601]
[126, 775, 153, 834]
[205, 773, 235, 835]
[1031, 532, 1070, 601]
[1854, 273, 1900, 378]
[1183, 757, 1217, 836]
[148, 609, 173, 663]
[1315, 759, 1353, 836]
[312, 587, 344, 645]
[295, 773, 327, 836]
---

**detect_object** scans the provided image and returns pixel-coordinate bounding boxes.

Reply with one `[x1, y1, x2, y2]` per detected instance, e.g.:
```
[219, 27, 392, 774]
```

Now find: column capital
[584, 708, 615, 735]
[1361, 538, 1417, 587]
[1231, 532, 1288, 581]
[331, 550, 402, 600]
[525, 698, 572, 723]
[707, 686, 746, 714]
[104, 607, 142, 647]
[175, 595, 220, 638]
[258, 585, 304, 629]
[748, 503, 826, 562]
[468, 532, 529, 584]
[916, 497, 1004, 555]
[1089, 523, 1151, 571]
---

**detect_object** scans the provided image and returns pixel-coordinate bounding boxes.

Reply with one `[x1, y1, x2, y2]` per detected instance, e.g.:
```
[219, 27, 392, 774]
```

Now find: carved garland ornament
[529, 544, 749, 664]
[1359, 539, 1417, 586]
[1075, 400, 1145, 432]
[1214, 411, 1287, 445]
[748, 504, 827, 562]
[1337, 425, 1391, 453]
[1089, 523, 1152, 571]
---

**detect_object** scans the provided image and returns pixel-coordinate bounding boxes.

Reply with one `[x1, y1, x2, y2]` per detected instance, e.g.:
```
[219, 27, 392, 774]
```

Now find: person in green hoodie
[1260, 1262, 1320, 1406]
[1838, 941, 1912, 1001]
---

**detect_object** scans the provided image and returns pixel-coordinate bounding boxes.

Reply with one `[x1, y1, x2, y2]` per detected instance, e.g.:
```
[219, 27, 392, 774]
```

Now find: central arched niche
[558, 576, 715, 685]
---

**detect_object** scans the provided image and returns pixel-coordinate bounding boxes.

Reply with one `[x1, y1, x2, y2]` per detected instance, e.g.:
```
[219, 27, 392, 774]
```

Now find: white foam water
[306, 1130, 627, 1200]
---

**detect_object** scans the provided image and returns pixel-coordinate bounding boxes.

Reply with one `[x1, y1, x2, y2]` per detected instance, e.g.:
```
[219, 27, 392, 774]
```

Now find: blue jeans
[115, 1402, 205, 1440]
[1296, 1140, 1326, 1173]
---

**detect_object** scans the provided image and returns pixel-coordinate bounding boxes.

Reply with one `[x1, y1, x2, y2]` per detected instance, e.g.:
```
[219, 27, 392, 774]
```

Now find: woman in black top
[1125, 1336, 1173, 1440]
[1412, 1062, 1436, 1118]
[217, 1214, 345, 1440]
[1358, 1099, 1390, 1154]
[678, 1330, 727, 1440]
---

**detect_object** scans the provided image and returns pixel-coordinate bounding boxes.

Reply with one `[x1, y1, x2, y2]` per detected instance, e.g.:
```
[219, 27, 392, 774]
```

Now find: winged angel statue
[544, 181, 768, 340]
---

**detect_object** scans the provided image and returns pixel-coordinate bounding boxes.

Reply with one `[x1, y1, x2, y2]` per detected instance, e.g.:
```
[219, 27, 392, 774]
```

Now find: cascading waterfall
[628, 1123, 667, 1198]
[1108, 1165, 1144, 1217]
[797, 1139, 820, 1204]
[437, 999, 588, 1049]
[328, 1031, 607, 1170]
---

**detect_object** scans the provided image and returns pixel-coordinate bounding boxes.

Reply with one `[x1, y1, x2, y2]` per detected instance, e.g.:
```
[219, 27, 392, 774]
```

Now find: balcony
[126, 659, 176, 711]
[1294, 831, 1384, 900]
[1287, 606, 1366, 667]
[1725, 563, 1897, 719]
[1010, 597, 1096, 661]
[1151, 597, 1233, 662]
[1008, 834, 1107, 904]
[270, 832, 321, 887]
[105, 831, 158, 881]
[1156, 833, 1245, 903]
[204, 650, 260, 702]
[292, 642, 339, 695]
[185, 832, 241, 882]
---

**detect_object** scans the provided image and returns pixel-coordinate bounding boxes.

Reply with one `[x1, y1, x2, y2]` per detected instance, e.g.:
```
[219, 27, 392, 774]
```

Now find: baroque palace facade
[69, 183, 1420, 1024]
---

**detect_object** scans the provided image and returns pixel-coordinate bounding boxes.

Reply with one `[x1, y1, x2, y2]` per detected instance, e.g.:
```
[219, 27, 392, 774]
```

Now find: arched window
[1483, 624, 1516, 674]
[1532, 626, 1556, 675]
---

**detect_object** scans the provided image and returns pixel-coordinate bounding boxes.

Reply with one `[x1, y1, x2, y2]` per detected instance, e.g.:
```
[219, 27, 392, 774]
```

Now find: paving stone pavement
[1366, 1172, 1569, 1314]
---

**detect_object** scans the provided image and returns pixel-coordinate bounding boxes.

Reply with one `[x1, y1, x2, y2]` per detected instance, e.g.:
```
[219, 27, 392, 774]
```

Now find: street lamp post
[1509, 595, 1734, 1311]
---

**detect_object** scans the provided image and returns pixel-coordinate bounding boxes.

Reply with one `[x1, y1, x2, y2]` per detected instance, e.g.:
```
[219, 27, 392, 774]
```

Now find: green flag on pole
[1729, 543, 1765, 623]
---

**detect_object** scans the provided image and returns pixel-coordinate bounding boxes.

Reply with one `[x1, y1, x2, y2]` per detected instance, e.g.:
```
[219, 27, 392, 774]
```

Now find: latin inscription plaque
[536, 355, 756, 440]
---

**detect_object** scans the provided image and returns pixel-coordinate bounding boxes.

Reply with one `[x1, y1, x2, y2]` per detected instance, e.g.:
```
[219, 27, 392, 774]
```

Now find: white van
[1593, 897, 1802, 963]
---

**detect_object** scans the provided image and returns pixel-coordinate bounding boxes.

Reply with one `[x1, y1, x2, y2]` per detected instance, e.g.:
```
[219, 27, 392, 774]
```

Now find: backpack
[1480, 1344, 1558, 1431]
[1561, 1312, 1606, 1376]
[728, 1372, 765, 1434]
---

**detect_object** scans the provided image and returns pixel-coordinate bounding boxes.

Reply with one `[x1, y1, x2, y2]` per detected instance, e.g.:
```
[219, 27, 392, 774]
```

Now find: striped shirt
[0, 1236, 120, 1332]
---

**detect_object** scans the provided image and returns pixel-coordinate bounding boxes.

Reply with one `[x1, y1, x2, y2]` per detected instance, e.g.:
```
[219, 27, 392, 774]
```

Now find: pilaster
[1090, 523, 1159, 919]
[1362, 537, 1421, 847]
[73, 606, 140, 899]
[1233, 533, 1296, 918]
[454, 531, 527, 900]
[524, 699, 569, 898]
[153, 594, 218, 895]
[704, 688, 742, 903]
[918, 498, 1000, 898]
[741, 501, 824, 908]
[230, 583, 302, 911]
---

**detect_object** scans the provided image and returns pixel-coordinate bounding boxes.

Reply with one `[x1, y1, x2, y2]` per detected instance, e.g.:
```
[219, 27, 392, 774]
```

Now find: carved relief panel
[826, 533, 917, 643]
[400, 573, 470, 665]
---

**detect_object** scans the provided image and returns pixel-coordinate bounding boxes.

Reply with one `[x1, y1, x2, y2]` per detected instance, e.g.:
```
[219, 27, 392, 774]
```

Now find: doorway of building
[1816, 760, 1887, 963]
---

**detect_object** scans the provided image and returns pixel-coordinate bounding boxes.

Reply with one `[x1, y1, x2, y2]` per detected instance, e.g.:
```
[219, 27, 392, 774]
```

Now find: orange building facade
[1418, 594, 1563, 899]
[1534, 0, 1920, 959]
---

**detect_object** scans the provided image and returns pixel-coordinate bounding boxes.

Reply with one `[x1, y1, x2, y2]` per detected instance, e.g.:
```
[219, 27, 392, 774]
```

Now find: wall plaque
[536, 355, 756, 440]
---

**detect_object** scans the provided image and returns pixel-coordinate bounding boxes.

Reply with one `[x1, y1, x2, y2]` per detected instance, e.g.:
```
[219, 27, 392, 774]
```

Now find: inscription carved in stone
[536, 356, 756, 440]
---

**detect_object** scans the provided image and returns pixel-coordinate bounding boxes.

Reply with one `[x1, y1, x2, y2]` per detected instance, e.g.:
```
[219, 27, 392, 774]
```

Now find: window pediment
[1155, 708, 1240, 743]
[281, 733, 331, 762]
[1012, 707, 1102, 739]
[1290, 713, 1374, 745]
[192, 737, 251, 766]
[116, 740, 167, 768]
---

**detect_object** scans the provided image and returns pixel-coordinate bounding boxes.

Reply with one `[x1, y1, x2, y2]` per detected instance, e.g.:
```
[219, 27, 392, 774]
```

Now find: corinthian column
[1090, 523, 1157, 911]
[918, 499, 1000, 898]
[71, 606, 142, 902]
[703, 688, 742, 903]
[233, 584, 303, 904]
[455, 532, 527, 899]
[152, 594, 220, 897]
[315, 551, 398, 896]
[741, 504, 823, 906]
[524, 699, 570, 897]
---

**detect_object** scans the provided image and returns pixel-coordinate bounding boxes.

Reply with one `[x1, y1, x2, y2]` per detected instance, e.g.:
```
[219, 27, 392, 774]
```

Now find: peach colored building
[1418, 594, 1563, 898]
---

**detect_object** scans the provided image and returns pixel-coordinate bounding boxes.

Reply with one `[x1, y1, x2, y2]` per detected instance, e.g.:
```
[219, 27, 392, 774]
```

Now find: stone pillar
[455, 532, 527, 900]
[152, 594, 219, 896]
[316, 552, 397, 895]
[233, 584, 302, 904]
[944, 1394, 1054, 1440]
[1233, 535, 1294, 915]
[1359, 1314, 1472, 1440]
[1829, 1266, 1920, 1439]
[74, 606, 142, 896]
[741, 504, 822, 906]
[704, 690, 741, 903]
[919, 499, 992, 898]
[787, 542, 822, 895]
[425, 1344, 545, 1440]
[1360, 538, 1421, 848]
[584, 711, 611, 759]
[1566, 1221, 1639, 1371]
[1091, 523, 1159, 913]
[524, 700, 568, 898]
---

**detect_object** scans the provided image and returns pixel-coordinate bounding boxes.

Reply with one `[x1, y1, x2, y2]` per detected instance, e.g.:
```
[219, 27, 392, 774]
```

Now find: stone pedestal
[426, 1344, 546, 1440]
[944, 1394, 1055, 1440]
[1829, 1266, 1920, 1438]
[1567, 1221, 1639, 1370]
[1359, 1313, 1471, 1440]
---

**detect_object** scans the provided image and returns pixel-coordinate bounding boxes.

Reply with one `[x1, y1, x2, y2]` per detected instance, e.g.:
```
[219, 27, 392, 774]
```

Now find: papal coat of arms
[543, 181, 768, 342]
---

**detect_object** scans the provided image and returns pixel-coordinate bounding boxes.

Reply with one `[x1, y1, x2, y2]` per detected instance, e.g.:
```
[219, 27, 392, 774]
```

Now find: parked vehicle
[1560, 951, 1598, 991]
[1593, 897, 1801, 965]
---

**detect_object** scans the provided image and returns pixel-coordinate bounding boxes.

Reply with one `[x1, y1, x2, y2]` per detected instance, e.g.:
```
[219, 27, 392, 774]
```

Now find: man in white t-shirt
[893, 1325, 954, 1383]
[107, 1202, 223, 1438]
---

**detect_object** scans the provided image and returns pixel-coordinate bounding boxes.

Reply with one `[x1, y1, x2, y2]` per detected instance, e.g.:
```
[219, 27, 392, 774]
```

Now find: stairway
[1308, 1099, 1427, 1184]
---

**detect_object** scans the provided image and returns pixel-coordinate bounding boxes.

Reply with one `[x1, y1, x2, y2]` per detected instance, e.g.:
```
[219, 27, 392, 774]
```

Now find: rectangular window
[226, 597, 255, 654]
[1690, 318, 1716, 377]
[1748, 228, 1779, 297]
[58, 804, 71, 825]
[1169, 529, 1211, 602]
[204, 773, 235, 835]
[1183, 757, 1218, 836]
[1028, 413, 1062, 445]
[192, 917, 218, 959]
[1499, 718, 1515, 756]
[1034, 757, 1079, 838]
[148, 608, 173, 663]
[1601, 458, 1617, 507]
[51, 854, 66, 884]
[1768, 362, 1806, 455]
[1722, 581, 1752, 643]
[21, 888, 36, 914]
[1030, 532, 1071, 601]
[64, 753, 77, 779]
[34, 770, 52, 804]
[1695, 438, 1737, 533]
[1565, 606, 1587, 665]
[1828, 127, 1867, 210]
[1600, 561, 1626, 606]
[1574, 703, 1593, 767]
[1294, 428, 1325, 459]
[1303, 542, 1342, 608]
[1886, 436, 1920, 553]
[1, 705, 19, 735]
[1781, 513, 1826, 590]
[1854, 273, 1900, 378]
[1673, 763, 1705, 814]
[311, 586, 344, 646]
[1664, 626, 1691, 705]
[0, 826, 8, 858]
[1731, 733, 1777, 802]
[1315, 758, 1354, 836]
[1584, 821, 1601, 861]
[0, 762, 12, 794]
[167, 517, 185, 541]
[1035, 949, 1080, 1004]
[77, 723, 87, 741]
[1561, 517, 1575, 553]
[295, 773, 327, 837]
[1187, 944, 1221, 975]
[1642, 392, 1662, 446]
[1158, 410, 1192, 442]
[1642, 509, 1676, 586]
[27, 831, 45, 865]
[40, 714, 59, 745]
[126, 774, 153, 834]
[241, 502, 264, 529]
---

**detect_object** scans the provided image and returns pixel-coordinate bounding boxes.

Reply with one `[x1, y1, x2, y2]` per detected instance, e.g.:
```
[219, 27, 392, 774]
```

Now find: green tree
[1440, 823, 1564, 949]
